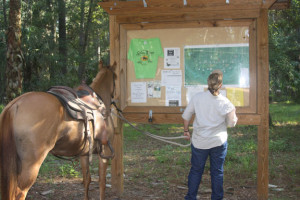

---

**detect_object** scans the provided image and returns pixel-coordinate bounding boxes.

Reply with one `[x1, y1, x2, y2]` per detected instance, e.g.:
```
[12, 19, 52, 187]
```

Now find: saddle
[47, 84, 106, 163]
[47, 85, 105, 121]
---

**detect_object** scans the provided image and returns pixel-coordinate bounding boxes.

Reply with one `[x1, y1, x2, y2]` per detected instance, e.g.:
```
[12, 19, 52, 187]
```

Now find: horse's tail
[0, 107, 18, 200]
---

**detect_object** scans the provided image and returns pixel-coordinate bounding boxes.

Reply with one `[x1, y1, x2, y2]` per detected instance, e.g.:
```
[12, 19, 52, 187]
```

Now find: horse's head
[100, 61, 117, 100]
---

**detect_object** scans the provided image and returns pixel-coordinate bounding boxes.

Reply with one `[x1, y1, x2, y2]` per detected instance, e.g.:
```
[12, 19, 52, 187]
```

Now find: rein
[111, 104, 191, 147]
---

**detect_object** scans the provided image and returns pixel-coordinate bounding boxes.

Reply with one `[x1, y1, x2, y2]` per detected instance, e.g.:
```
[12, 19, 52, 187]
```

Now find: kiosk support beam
[257, 8, 269, 200]
[110, 15, 124, 196]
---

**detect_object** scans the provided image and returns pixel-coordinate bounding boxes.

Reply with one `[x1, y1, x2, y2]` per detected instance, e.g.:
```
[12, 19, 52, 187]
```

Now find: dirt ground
[27, 176, 259, 200]
[26, 150, 259, 199]
[26, 155, 299, 200]
[25, 153, 299, 200]
[25, 151, 298, 199]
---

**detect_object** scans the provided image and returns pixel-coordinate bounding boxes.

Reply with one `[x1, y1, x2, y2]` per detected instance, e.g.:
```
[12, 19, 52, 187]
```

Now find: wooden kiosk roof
[99, 0, 290, 20]
[99, 1, 291, 200]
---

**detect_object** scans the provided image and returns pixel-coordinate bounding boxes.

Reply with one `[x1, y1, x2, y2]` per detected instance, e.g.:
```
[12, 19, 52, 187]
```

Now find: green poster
[128, 38, 164, 79]
[184, 44, 249, 85]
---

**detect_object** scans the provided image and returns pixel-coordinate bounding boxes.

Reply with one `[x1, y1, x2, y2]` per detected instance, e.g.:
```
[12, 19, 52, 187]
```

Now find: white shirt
[182, 91, 237, 149]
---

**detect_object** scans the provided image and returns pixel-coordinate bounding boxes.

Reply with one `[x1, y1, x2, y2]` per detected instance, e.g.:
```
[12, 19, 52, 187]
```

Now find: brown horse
[0, 61, 117, 200]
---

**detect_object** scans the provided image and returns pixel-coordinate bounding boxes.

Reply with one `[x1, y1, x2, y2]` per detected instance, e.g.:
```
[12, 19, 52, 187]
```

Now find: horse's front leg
[98, 154, 108, 200]
[80, 155, 91, 200]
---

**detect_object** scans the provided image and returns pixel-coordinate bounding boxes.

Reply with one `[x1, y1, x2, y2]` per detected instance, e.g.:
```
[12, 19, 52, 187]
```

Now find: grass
[37, 155, 82, 180]
[269, 101, 300, 125]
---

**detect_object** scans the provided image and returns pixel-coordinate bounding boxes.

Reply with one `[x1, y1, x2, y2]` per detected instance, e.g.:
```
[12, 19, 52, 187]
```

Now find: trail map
[184, 44, 249, 86]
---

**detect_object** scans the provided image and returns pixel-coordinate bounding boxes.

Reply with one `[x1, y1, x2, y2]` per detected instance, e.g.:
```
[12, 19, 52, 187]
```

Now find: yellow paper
[226, 88, 244, 106]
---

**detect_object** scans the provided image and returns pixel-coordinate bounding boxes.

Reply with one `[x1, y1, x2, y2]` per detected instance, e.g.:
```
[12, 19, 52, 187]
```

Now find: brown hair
[207, 72, 223, 96]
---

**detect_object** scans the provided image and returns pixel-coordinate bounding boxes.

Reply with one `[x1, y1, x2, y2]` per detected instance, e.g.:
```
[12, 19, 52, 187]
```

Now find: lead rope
[111, 109, 191, 147]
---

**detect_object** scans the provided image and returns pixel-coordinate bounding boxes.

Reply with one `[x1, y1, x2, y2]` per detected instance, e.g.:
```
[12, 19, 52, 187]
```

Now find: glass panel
[126, 26, 250, 107]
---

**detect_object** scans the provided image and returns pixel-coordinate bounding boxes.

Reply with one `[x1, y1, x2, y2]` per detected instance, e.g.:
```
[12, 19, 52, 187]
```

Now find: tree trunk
[5, 0, 24, 102]
[47, 0, 57, 81]
[78, 0, 94, 81]
[2, 0, 7, 27]
[58, 0, 67, 75]
[0, 0, 7, 103]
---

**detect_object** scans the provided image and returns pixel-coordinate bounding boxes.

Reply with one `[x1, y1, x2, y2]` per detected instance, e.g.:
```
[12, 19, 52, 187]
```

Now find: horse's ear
[111, 61, 117, 72]
[98, 60, 103, 71]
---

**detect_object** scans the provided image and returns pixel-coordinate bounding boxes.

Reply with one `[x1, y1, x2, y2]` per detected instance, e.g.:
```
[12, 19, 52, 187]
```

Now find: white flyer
[161, 70, 182, 86]
[131, 82, 147, 103]
[147, 81, 161, 98]
[165, 86, 181, 106]
[164, 47, 180, 69]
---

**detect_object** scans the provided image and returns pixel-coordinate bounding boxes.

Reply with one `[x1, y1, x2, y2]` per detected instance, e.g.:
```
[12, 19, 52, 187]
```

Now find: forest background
[0, 0, 299, 103]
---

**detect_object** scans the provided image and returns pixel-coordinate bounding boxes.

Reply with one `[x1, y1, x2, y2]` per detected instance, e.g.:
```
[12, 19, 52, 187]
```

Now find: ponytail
[207, 72, 223, 96]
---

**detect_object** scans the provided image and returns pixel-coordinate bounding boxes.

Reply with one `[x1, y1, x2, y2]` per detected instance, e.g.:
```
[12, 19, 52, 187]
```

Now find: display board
[184, 44, 249, 86]
[126, 27, 250, 107]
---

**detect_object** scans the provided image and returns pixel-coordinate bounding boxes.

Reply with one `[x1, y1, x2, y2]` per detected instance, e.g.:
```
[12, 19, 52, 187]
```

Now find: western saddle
[47, 84, 106, 162]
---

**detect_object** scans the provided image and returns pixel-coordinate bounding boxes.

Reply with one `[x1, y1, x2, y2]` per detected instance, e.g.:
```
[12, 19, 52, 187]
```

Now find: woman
[182, 71, 238, 200]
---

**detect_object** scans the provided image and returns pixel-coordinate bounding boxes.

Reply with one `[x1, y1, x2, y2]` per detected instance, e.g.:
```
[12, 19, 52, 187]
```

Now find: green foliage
[0, 104, 4, 113]
[0, 0, 110, 98]
[269, 0, 300, 102]
[59, 164, 80, 178]
[38, 155, 81, 179]
[38, 155, 59, 178]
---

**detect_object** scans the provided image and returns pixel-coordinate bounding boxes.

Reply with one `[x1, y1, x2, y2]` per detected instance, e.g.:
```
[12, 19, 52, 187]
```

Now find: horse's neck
[90, 83, 111, 114]
[101, 94, 111, 114]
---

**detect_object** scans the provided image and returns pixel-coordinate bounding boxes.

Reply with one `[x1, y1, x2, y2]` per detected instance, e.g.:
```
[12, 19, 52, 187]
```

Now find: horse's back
[9, 92, 63, 130]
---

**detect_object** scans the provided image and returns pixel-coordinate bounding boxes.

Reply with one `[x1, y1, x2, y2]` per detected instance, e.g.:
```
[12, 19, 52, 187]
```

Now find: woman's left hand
[184, 131, 190, 140]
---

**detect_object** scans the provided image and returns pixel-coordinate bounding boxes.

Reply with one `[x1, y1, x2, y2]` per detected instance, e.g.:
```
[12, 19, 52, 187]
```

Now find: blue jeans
[185, 142, 228, 200]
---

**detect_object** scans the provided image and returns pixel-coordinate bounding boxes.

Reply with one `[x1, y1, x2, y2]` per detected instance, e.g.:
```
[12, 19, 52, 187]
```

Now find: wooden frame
[102, 1, 289, 199]
[120, 20, 258, 124]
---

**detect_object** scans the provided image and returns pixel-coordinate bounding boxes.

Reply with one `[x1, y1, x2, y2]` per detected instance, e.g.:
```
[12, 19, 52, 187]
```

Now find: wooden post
[257, 9, 269, 200]
[110, 15, 124, 196]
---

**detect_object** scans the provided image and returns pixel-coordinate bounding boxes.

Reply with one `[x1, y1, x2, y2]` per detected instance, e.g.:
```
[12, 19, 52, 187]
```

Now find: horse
[0, 61, 117, 200]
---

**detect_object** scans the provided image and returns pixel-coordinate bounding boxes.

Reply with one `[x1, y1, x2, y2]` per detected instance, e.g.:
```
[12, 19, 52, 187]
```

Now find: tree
[0, 0, 8, 102]
[58, 0, 67, 75]
[5, 0, 24, 102]
[269, 0, 300, 102]
[78, 0, 95, 81]
[46, 0, 57, 82]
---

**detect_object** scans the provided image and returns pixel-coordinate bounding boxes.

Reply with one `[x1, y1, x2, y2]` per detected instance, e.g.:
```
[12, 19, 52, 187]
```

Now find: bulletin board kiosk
[98, 1, 290, 199]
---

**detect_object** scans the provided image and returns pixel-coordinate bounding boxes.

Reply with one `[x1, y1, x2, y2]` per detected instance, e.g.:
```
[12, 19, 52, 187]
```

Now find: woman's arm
[226, 109, 238, 127]
[183, 119, 191, 140]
